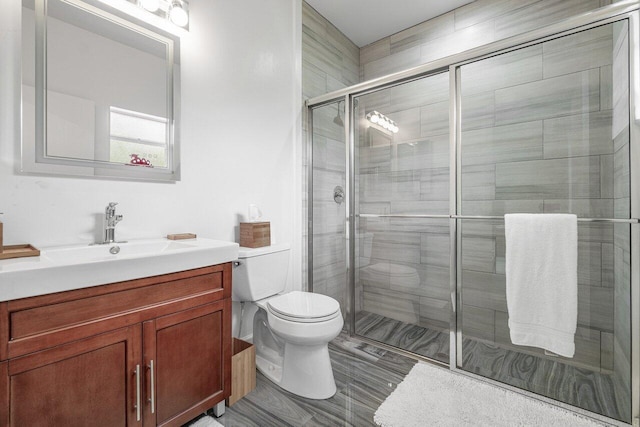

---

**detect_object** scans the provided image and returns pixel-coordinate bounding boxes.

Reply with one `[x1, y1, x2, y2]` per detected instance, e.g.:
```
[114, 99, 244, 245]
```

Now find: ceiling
[305, 0, 476, 47]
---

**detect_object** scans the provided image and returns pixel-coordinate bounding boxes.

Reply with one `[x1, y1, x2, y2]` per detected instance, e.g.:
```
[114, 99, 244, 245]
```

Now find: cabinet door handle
[134, 364, 141, 422]
[148, 359, 155, 414]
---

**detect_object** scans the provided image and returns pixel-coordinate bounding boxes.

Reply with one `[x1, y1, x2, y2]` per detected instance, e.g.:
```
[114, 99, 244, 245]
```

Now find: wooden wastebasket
[226, 338, 256, 406]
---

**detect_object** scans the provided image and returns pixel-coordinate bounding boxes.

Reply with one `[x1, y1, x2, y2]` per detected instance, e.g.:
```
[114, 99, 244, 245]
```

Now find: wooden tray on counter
[0, 244, 40, 260]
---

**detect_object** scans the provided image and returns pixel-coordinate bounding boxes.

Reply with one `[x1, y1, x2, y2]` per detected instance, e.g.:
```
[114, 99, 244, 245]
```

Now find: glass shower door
[309, 101, 349, 319]
[353, 73, 452, 363]
[458, 21, 631, 422]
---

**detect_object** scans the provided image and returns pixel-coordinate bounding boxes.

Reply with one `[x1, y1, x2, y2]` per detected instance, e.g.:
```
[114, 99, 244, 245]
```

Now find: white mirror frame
[22, 0, 181, 182]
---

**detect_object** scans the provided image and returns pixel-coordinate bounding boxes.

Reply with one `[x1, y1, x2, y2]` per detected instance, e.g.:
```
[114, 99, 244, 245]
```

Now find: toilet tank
[233, 243, 290, 301]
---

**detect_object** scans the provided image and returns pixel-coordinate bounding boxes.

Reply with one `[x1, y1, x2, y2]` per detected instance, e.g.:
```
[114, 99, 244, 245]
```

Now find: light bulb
[139, 0, 160, 12]
[392, 125, 399, 133]
[370, 114, 379, 123]
[169, 1, 189, 27]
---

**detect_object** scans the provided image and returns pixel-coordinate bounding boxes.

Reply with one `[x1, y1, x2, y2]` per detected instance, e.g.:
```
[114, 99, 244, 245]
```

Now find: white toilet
[233, 243, 344, 399]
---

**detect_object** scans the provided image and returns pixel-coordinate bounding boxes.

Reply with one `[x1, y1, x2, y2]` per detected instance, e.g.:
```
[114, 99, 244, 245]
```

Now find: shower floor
[355, 311, 629, 423]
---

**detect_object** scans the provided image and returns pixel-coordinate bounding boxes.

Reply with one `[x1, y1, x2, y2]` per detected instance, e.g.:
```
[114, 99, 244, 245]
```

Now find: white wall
[0, 1, 302, 293]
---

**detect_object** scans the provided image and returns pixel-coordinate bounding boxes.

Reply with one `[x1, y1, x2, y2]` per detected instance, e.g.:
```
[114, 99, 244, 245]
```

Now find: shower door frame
[306, 1, 640, 424]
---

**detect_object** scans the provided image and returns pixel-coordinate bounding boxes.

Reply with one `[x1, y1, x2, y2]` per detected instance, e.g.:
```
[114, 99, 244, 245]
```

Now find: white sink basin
[0, 238, 239, 301]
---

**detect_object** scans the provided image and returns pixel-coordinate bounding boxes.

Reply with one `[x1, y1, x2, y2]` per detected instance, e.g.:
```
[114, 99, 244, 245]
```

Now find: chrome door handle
[148, 360, 155, 414]
[134, 364, 141, 422]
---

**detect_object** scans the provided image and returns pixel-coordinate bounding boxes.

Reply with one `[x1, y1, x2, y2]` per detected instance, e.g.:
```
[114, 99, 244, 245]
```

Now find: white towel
[505, 213, 578, 358]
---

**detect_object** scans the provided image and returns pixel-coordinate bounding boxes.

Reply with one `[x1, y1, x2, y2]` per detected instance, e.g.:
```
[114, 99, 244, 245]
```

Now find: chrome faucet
[103, 202, 123, 244]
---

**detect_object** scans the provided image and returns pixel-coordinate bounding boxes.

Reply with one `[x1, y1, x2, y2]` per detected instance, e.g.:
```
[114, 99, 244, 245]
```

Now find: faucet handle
[105, 202, 118, 214]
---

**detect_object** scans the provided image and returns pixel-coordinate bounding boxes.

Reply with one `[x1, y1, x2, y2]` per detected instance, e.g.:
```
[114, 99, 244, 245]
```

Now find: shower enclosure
[307, 3, 639, 425]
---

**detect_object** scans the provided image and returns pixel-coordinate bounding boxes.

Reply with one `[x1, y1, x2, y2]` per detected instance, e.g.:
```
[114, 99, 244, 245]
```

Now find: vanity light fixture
[126, 0, 189, 30]
[138, 0, 160, 12]
[169, 0, 189, 27]
[366, 111, 399, 134]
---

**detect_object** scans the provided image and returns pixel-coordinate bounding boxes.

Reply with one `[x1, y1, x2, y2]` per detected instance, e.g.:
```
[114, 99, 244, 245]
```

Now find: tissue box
[240, 222, 270, 248]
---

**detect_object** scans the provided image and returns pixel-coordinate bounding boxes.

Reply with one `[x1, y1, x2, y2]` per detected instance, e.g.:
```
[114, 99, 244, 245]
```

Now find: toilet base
[253, 306, 341, 400]
[256, 342, 337, 399]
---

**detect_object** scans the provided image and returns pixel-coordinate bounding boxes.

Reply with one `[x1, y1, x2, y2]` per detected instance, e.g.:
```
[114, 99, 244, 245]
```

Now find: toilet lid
[267, 291, 341, 322]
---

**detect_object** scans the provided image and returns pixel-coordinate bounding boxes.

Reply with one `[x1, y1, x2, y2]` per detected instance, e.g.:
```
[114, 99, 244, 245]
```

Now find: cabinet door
[9, 326, 142, 427]
[143, 299, 230, 427]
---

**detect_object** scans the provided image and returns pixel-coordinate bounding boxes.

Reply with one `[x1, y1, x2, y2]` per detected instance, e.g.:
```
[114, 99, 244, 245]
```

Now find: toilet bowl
[234, 244, 343, 399]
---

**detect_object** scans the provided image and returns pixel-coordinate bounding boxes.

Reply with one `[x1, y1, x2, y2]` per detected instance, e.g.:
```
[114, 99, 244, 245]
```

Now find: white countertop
[0, 238, 239, 301]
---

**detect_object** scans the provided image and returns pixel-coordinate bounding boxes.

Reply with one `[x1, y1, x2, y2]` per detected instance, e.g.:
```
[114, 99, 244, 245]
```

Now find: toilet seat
[267, 291, 341, 323]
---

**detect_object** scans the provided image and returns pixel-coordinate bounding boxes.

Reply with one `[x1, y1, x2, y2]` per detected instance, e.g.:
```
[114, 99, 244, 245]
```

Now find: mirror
[22, 0, 181, 181]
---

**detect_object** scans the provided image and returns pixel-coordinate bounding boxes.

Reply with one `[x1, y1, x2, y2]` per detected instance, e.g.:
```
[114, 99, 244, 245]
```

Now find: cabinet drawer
[10, 271, 222, 341]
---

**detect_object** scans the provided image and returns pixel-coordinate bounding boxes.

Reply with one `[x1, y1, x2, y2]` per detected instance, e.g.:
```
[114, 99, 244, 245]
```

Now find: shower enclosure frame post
[628, 11, 640, 427]
[346, 93, 355, 336]
[450, 64, 461, 368]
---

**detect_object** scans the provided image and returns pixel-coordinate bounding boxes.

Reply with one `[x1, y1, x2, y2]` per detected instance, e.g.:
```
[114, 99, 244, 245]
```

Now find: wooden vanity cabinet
[0, 263, 232, 427]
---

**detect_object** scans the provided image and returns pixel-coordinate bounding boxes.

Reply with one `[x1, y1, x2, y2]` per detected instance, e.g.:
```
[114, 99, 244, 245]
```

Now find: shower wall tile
[313, 136, 347, 172]
[612, 30, 629, 137]
[600, 331, 614, 372]
[369, 232, 421, 264]
[313, 168, 344, 201]
[462, 236, 496, 273]
[461, 121, 543, 166]
[600, 65, 613, 111]
[360, 38, 390, 68]
[363, 217, 449, 235]
[494, 69, 600, 126]
[313, 233, 346, 269]
[462, 270, 508, 312]
[420, 20, 496, 65]
[577, 241, 603, 287]
[417, 265, 451, 300]
[613, 141, 630, 199]
[389, 108, 421, 142]
[577, 285, 614, 331]
[542, 111, 613, 159]
[303, 27, 343, 79]
[600, 154, 614, 199]
[453, 0, 536, 31]
[396, 136, 450, 171]
[613, 125, 629, 154]
[601, 243, 614, 288]
[390, 200, 449, 216]
[362, 286, 420, 325]
[494, 0, 602, 40]
[579, 223, 614, 244]
[542, 24, 612, 79]
[420, 101, 449, 138]
[360, 171, 422, 202]
[461, 91, 495, 131]
[420, 233, 450, 267]
[362, 46, 422, 81]
[359, 145, 391, 174]
[390, 12, 455, 54]
[461, 164, 495, 201]
[419, 167, 450, 201]
[312, 201, 345, 235]
[543, 199, 613, 219]
[461, 199, 544, 216]
[495, 156, 601, 200]
[389, 73, 450, 112]
[461, 45, 543, 97]
[461, 220, 504, 239]
[462, 305, 495, 342]
[419, 296, 451, 331]
[303, 61, 327, 99]
[614, 198, 629, 219]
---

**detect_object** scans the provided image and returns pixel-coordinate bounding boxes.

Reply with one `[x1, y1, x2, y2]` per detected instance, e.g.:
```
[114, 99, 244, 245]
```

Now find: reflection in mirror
[22, 0, 180, 181]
